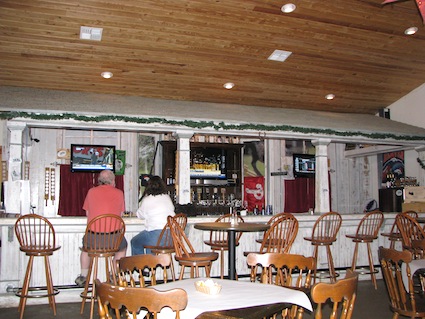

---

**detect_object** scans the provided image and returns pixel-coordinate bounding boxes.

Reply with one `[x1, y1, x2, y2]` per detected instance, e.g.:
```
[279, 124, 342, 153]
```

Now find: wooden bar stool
[80, 214, 126, 319]
[144, 213, 187, 281]
[381, 211, 417, 249]
[204, 213, 245, 279]
[303, 212, 342, 283]
[346, 210, 384, 289]
[14, 214, 61, 319]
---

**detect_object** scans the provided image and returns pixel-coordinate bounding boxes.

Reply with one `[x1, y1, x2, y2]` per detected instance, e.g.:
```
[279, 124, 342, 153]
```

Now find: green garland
[0, 111, 424, 141]
[417, 157, 425, 170]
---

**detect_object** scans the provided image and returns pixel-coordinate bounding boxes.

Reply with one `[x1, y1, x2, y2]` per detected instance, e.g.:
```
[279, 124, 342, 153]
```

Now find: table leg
[228, 230, 236, 280]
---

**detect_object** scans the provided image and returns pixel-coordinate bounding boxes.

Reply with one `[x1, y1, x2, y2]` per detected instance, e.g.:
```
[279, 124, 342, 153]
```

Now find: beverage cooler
[379, 187, 403, 212]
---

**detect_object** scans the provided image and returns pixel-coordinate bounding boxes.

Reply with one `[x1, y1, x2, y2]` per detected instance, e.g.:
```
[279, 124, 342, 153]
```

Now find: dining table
[139, 277, 313, 319]
[194, 221, 269, 280]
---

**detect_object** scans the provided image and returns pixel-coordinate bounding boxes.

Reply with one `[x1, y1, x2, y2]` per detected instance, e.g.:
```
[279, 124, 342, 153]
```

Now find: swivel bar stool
[14, 214, 61, 319]
[303, 212, 342, 283]
[346, 210, 384, 289]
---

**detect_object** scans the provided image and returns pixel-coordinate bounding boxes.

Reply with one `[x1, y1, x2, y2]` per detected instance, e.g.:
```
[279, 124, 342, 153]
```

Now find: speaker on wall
[379, 108, 390, 119]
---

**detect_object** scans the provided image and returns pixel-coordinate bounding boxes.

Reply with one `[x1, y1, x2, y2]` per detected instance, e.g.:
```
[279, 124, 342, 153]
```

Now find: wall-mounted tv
[70, 144, 115, 173]
[293, 153, 315, 178]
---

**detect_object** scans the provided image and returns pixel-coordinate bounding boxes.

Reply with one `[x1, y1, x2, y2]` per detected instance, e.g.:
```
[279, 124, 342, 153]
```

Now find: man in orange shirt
[74, 170, 127, 287]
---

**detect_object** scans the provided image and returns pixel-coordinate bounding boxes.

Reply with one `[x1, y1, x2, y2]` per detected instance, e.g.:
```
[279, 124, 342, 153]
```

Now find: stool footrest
[16, 287, 59, 299]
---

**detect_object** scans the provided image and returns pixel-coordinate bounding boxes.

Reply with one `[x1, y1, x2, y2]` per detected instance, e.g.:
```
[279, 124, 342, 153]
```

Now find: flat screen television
[70, 144, 115, 173]
[293, 153, 315, 178]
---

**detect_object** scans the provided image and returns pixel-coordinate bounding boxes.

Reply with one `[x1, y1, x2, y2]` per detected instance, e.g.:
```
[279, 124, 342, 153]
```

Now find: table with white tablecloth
[138, 278, 312, 319]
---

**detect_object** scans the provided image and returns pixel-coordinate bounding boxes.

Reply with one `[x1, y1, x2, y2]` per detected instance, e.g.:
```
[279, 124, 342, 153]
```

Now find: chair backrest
[95, 279, 187, 319]
[311, 212, 342, 243]
[14, 214, 59, 253]
[378, 246, 424, 318]
[209, 213, 245, 245]
[167, 215, 196, 257]
[155, 213, 188, 248]
[83, 214, 126, 254]
[117, 254, 171, 287]
[311, 270, 358, 319]
[403, 210, 419, 219]
[246, 252, 314, 288]
[354, 210, 384, 237]
[259, 213, 298, 253]
[395, 214, 425, 252]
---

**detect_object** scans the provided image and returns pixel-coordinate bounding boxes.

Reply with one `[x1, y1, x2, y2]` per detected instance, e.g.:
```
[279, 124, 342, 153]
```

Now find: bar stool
[303, 212, 342, 283]
[144, 213, 187, 281]
[204, 213, 244, 279]
[14, 214, 61, 319]
[80, 214, 126, 319]
[346, 210, 384, 289]
[381, 211, 418, 249]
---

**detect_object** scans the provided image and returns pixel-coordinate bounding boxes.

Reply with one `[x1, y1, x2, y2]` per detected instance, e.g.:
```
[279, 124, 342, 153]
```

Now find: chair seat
[175, 252, 219, 264]
[145, 245, 175, 254]
[204, 240, 237, 250]
[381, 232, 402, 240]
[20, 246, 61, 255]
[304, 236, 336, 245]
[346, 234, 378, 242]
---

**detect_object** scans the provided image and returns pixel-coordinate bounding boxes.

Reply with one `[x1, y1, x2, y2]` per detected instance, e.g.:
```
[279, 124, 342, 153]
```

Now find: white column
[7, 121, 26, 181]
[312, 139, 331, 214]
[174, 130, 193, 204]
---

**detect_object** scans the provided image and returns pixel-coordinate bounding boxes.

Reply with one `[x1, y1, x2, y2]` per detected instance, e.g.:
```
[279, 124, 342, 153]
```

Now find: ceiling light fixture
[281, 3, 296, 13]
[325, 94, 335, 100]
[223, 82, 235, 89]
[404, 26, 418, 35]
[268, 49, 292, 62]
[101, 71, 113, 79]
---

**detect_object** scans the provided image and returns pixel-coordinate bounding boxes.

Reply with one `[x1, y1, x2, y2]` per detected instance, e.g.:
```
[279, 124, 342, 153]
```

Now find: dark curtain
[284, 177, 315, 213]
[58, 165, 124, 216]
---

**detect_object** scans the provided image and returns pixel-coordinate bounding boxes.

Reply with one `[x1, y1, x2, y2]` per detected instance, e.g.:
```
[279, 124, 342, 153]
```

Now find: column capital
[311, 138, 331, 147]
[173, 130, 194, 140]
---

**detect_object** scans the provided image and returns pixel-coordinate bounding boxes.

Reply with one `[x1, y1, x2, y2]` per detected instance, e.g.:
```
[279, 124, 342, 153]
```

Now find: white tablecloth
[402, 259, 425, 291]
[138, 278, 312, 319]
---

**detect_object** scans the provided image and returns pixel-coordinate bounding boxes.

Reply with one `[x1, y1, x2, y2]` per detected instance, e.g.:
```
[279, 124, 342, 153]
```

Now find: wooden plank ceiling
[0, 0, 424, 115]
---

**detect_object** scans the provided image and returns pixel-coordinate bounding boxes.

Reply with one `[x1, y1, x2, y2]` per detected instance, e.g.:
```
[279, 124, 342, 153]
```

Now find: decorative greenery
[1, 111, 425, 141]
[417, 157, 425, 170]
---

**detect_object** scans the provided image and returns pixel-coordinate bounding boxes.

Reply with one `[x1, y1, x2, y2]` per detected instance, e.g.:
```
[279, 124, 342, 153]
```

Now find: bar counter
[0, 212, 403, 292]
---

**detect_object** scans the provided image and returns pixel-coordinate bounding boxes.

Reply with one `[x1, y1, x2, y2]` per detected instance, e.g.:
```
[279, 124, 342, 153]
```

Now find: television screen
[70, 144, 115, 173]
[293, 153, 315, 177]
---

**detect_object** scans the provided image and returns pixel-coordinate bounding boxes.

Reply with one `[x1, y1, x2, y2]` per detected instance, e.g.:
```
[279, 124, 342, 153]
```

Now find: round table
[194, 222, 270, 280]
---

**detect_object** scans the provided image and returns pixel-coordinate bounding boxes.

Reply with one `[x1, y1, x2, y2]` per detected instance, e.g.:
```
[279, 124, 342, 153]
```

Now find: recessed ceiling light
[268, 49, 292, 62]
[80, 26, 103, 41]
[101, 71, 113, 79]
[223, 82, 235, 89]
[325, 94, 335, 100]
[281, 3, 296, 13]
[404, 27, 418, 35]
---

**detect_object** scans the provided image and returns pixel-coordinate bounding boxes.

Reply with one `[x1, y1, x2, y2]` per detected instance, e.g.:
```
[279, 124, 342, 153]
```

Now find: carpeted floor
[0, 279, 393, 319]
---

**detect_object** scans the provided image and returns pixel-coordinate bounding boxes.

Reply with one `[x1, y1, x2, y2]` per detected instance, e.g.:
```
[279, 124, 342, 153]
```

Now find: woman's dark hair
[143, 175, 167, 196]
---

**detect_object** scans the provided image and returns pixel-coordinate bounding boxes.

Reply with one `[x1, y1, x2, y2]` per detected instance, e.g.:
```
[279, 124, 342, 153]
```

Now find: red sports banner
[244, 176, 265, 212]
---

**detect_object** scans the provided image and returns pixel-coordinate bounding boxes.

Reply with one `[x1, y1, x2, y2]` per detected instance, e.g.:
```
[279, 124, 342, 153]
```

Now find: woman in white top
[131, 175, 175, 255]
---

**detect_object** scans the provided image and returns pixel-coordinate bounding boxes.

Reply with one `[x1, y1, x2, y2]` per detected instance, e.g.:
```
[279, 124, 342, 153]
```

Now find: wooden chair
[204, 213, 245, 279]
[381, 211, 418, 249]
[310, 270, 358, 319]
[144, 213, 187, 281]
[117, 254, 171, 287]
[246, 252, 315, 319]
[167, 215, 218, 280]
[80, 214, 126, 319]
[345, 210, 384, 289]
[396, 213, 425, 257]
[255, 212, 286, 244]
[379, 246, 425, 319]
[95, 279, 187, 319]
[304, 212, 342, 283]
[14, 214, 61, 319]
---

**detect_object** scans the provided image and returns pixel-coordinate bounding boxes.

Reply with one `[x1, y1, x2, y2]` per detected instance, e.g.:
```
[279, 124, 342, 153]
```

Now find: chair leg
[351, 242, 359, 271]
[220, 250, 224, 279]
[326, 245, 337, 283]
[366, 242, 378, 289]
[312, 245, 319, 284]
[18, 255, 34, 319]
[168, 253, 176, 281]
[43, 255, 57, 315]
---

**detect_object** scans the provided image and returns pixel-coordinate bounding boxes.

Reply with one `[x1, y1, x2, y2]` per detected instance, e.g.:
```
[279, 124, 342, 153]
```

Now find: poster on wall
[115, 150, 126, 176]
[382, 151, 404, 184]
[244, 176, 265, 212]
